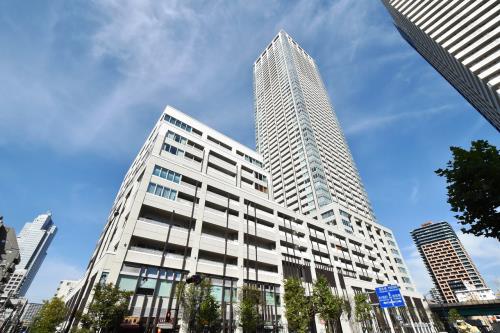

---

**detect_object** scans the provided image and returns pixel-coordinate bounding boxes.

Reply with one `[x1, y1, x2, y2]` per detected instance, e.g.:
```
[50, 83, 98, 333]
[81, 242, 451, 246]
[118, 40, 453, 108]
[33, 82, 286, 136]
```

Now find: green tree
[197, 287, 221, 332]
[312, 276, 345, 333]
[80, 283, 132, 333]
[283, 278, 310, 333]
[448, 308, 463, 326]
[177, 278, 221, 332]
[435, 140, 500, 240]
[354, 293, 372, 331]
[30, 297, 68, 333]
[239, 285, 262, 333]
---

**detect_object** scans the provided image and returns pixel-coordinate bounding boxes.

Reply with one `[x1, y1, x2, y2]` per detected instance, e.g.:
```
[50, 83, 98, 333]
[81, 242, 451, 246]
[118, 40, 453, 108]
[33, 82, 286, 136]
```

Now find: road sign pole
[383, 308, 396, 333]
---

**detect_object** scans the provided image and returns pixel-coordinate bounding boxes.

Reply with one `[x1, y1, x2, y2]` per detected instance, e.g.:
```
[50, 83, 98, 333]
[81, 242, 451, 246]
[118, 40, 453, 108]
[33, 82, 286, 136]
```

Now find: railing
[129, 246, 163, 256]
[200, 234, 238, 244]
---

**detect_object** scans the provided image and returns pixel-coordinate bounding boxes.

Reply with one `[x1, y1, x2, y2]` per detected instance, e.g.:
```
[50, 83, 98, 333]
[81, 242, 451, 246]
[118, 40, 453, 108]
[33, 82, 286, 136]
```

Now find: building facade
[66, 104, 435, 333]
[0, 217, 20, 294]
[55, 280, 80, 302]
[411, 221, 487, 304]
[2, 213, 57, 297]
[20, 303, 43, 327]
[381, 0, 500, 131]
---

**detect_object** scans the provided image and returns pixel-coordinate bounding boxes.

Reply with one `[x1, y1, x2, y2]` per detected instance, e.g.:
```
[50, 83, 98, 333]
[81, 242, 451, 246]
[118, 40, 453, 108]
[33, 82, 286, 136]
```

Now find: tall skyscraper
[381, 0, 500, 131]
[3, 213, 57, 297]
[65, 32, 436, 333]
[411, 221, 487, 303]
[254, 30, 374, 220]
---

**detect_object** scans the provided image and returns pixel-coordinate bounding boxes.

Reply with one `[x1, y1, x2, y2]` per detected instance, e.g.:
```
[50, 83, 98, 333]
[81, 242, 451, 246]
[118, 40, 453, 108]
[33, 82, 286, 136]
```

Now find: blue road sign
[375, 285, 406, 308]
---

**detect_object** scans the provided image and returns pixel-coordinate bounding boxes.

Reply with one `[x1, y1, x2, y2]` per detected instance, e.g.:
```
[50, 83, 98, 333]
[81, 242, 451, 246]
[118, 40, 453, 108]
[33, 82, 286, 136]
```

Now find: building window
[166, 131, 187, 145]
[164, 114, 192, 132]
[163, 143, 184, 157]
[153, 165, 182, 184]
[147, 182, 177, 201]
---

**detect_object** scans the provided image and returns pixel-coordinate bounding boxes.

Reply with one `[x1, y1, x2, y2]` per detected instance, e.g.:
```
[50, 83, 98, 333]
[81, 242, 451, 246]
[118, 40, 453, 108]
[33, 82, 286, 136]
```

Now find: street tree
[435, 140, 500, 240]
[239, 285, 262, 333]
[197, 286, 221, 333]
[447, 308, 463, 326]
[312, 276, 344, 333]
[80, 283, 132, 333]
[30, 297, 68, 333]
[354, 293, 372, 332]
[283, 278, 310, 333]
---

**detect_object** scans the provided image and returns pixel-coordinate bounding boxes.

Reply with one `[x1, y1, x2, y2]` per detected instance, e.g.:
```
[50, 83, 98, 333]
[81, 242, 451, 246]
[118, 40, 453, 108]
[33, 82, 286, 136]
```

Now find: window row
[147, 182, 177, 201]
[153, 165, 182, 184]
[163, 143, 184, 156]
[164, 114, 193, 133]
[166, 130, 187, 145]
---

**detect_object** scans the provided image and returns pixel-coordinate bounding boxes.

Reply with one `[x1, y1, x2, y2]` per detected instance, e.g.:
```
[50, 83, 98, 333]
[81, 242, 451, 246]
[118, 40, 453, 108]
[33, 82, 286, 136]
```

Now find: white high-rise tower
[254, 30, 375, 228]
[381, 0, 500, 131]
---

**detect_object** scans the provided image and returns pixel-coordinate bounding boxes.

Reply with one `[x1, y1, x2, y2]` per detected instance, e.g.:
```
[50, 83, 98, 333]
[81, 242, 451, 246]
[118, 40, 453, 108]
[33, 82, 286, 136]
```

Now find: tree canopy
[435, 140, 500, 240]
[312, 276, 345, 333]
[239, 285, 262, 333]
[283, 278, 310, 333]
[80, 283, 132, 333]
[30, 297, 68, 333]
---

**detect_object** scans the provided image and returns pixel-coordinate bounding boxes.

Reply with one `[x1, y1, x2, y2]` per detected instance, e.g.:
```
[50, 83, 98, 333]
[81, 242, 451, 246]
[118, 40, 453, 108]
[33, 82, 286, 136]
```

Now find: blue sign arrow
[375, 285, 406, 309]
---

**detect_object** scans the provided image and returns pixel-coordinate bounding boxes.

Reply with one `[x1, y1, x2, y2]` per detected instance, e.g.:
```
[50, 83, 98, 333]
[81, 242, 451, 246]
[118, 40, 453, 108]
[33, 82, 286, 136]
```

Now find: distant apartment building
[0, 217, 20, 294]
[55, 280, 80, 302]
[381, 0, 500, 131]
[64, 104, 435, 333]
[20, 303, 43, 327]
[3, 213, 57, 297]
[411, 221, 487, 303]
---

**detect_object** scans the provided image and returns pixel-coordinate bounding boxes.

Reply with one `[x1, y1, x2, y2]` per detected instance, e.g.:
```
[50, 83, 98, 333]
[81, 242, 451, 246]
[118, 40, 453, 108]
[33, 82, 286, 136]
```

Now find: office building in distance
[3, 213, 57, 297]
[66, 32, 435, 333]
[411, 221, 489, 304]
[381, 0, 500, 131]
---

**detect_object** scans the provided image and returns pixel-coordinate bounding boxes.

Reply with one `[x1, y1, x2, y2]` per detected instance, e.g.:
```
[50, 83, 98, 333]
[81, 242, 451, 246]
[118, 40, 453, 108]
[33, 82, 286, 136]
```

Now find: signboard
[375, 285, 405, 308]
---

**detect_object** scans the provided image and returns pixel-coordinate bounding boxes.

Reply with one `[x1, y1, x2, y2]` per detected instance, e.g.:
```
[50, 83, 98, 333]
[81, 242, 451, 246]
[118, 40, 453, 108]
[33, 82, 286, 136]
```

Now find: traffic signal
[186, 274, 203, 285]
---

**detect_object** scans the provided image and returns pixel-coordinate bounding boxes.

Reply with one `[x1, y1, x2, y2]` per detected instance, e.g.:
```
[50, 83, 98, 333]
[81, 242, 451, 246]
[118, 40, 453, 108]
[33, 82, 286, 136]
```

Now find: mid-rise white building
[3, 213, 57, 297]
[454, 281, 496, 303]
[381, 0, 500, 131]
[65, 105, 435, 333]
[55, 280, 80, 302]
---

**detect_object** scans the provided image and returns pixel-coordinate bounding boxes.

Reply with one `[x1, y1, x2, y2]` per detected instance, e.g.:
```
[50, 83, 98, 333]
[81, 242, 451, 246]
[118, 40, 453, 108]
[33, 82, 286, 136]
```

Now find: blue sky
[0, 1, 498, 302]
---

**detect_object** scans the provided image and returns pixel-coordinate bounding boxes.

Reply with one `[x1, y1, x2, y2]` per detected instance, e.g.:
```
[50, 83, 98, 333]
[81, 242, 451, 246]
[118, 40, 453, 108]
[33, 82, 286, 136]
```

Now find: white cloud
[25, 257, 84, 303]
[0, 0, 421, 158]
[410, 179, 419, 204]
[457, 232, 500, 264]
[344, 105, 455, 135]
[402, 246, 434, 295]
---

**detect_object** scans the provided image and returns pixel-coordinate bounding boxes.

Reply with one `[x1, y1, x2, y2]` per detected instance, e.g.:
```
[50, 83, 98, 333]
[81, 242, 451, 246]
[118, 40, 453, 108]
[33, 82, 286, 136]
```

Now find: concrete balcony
[199, 235, 239, 257]
[248, 247, 279, 266]
[162, 253, 188, 270]
[196, 259, 239, 278]
[125, 249, 162, 266]
[245, 270, 281, 284]
[248, 223, 276, 241]
[309, 230, 326, 241]
[203, 209, 240, 231]
[208, 155, 237, 174]
[255, 210, 275, 223]
[207, 166, 237, 185]
[205, 192, 240, 211]
[133, 219, 193, 248]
